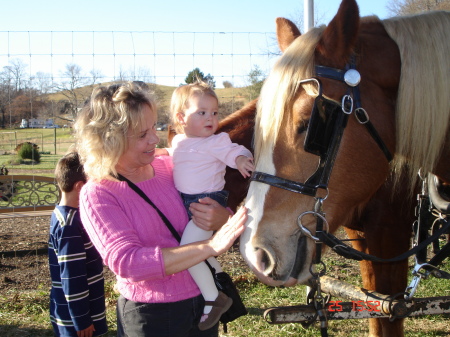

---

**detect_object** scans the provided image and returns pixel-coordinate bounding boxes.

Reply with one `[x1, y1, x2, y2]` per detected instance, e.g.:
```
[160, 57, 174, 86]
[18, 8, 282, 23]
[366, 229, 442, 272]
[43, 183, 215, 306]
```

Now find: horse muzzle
[241, 233, 312, 286]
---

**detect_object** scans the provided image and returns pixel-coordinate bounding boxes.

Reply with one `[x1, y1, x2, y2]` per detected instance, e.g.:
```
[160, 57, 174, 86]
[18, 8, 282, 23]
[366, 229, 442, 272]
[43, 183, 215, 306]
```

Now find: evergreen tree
[185, 68, 215, 88]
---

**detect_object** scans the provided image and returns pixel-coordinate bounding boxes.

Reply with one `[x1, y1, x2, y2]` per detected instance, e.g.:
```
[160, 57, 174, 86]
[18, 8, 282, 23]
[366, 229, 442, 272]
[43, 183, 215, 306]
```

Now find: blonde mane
[382, 11, 450, 185]
[255, 26, 325, 169]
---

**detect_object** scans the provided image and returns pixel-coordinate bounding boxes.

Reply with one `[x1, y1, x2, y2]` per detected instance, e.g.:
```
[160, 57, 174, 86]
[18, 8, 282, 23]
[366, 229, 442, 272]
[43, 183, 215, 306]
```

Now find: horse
[217, 102, 413, 336]
[238, 1, 450, 336]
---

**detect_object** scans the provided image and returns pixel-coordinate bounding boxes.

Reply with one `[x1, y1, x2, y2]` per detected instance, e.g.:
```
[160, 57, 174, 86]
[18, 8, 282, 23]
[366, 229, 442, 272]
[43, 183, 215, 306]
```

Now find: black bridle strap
[315, 65, 346, 82]
[361, 120, 393, 162]
[352, 81, 393, 162]
[251, 82, 350, 198]
[251, 171, 317, 196]
[316, 64, 393, 163]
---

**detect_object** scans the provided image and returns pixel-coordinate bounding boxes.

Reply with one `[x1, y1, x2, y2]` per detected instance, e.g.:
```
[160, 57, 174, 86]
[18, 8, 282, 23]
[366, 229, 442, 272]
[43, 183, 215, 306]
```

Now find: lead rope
[302, 197, 330, 337]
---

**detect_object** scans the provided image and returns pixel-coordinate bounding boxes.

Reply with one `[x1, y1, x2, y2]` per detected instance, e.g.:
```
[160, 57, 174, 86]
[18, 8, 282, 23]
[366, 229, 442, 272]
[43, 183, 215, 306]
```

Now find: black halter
[251, 60, 393, 198]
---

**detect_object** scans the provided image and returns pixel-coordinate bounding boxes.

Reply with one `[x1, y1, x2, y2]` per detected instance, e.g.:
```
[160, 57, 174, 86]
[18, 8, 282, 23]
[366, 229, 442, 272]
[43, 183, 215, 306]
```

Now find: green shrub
[17, 142, 41, 163]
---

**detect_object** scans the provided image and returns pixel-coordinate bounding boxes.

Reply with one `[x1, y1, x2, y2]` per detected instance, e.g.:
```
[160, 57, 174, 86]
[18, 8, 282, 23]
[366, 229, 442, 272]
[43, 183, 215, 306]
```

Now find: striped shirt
[48, 205, 107, 336]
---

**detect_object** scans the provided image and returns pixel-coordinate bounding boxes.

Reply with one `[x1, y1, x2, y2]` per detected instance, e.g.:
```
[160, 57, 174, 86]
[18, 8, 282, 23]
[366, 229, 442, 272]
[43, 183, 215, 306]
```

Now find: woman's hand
[162, 206, 247, 275]
[189, 197, 231, 231]
[208, 206, 247, 255]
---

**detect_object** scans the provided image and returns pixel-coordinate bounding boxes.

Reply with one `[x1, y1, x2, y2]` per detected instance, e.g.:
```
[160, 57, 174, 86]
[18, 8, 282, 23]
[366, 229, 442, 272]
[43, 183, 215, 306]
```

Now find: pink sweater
[79, 156, 200, 303]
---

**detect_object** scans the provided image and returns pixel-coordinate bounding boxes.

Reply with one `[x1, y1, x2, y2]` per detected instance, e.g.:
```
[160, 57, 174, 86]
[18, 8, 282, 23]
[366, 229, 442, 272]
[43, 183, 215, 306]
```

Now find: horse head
[240, 0, 450, 286]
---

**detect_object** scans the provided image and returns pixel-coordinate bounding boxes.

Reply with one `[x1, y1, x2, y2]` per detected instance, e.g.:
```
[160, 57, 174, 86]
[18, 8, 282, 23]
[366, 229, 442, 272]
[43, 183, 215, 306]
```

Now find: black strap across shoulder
[117, 173, 181, 242]
[118, 173, 218, 276]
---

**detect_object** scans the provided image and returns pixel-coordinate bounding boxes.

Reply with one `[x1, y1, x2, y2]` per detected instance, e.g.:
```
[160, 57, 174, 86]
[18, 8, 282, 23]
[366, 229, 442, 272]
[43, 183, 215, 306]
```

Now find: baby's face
[178, 94, 219, 138]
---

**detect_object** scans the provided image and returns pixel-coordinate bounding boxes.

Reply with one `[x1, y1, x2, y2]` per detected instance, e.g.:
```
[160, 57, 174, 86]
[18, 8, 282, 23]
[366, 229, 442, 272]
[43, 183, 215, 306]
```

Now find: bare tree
[0, 79, 11, 128]
[32, 72, 53, 95]
[3, 58, 28, 94]
[130, 67, 154, 83]
[0, 59, 30, 127]
[116, 66, 128, 82]
[115, 66, 154, 83]
[89, 68, 104, 86]
[387, 0, 450, 16]
[53, 63, 91, 119]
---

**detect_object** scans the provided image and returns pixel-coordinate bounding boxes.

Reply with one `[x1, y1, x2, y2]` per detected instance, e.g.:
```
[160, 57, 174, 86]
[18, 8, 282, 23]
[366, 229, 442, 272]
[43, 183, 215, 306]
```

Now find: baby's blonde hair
[74, 81, 156, 180]
[170, 80, 218, 134]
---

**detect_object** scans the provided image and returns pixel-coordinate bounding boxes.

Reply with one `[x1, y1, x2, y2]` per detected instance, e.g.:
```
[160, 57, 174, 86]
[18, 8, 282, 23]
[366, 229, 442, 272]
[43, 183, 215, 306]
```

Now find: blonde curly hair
[74, 81, 157, 180]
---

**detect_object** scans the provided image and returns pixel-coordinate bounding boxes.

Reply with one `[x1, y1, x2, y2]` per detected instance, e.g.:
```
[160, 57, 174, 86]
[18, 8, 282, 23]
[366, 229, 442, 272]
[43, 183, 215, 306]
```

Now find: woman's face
[117, 104, 160, 170]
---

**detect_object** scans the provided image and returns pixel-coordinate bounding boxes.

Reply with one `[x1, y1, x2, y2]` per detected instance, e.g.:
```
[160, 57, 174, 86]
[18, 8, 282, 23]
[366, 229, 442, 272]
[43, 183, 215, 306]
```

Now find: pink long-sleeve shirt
[169, 132, 253, 194]
[79, 156, 200, 303]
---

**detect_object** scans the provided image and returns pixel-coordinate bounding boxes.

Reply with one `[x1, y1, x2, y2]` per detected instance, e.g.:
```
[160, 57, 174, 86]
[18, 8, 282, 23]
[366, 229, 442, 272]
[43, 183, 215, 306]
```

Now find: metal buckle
[405, 262, 437, 300]
[297, 211, 329, 242]
[341, 95, 353, 114]
[355, 108, 369, 124]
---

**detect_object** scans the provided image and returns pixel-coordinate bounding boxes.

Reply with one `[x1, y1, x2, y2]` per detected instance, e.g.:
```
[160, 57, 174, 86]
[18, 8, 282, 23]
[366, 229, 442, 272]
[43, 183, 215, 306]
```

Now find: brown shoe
[198, 291, 233, 331]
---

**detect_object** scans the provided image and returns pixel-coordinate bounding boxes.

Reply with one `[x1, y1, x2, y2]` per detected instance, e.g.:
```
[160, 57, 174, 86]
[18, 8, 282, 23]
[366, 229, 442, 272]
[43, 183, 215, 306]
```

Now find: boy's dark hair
[55, 152, 87, 192]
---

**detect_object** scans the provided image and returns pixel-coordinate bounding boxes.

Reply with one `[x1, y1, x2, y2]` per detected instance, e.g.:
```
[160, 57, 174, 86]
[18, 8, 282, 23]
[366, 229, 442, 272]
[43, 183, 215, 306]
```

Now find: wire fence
[0, 30, 277, 268]
[1, 30, 277, 88]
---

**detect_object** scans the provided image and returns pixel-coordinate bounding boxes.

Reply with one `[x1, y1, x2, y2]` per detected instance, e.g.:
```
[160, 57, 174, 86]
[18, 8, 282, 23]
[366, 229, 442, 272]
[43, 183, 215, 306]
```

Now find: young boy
[48, 152, 107, 337]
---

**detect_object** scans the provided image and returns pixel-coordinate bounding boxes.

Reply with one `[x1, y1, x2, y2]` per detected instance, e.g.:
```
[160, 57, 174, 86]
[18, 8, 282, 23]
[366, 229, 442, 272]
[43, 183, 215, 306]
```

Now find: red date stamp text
[328, 300, 381, 312]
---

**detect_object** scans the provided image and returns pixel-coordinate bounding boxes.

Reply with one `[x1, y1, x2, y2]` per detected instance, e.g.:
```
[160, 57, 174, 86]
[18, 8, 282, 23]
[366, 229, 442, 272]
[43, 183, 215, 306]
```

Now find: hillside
[46, 82, 254, 124]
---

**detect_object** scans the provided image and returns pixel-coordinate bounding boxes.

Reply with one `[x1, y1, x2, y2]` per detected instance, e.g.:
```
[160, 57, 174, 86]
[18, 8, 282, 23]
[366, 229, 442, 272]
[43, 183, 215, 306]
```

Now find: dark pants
[116, 294, 219, 337]
[180, 190, 229, 218]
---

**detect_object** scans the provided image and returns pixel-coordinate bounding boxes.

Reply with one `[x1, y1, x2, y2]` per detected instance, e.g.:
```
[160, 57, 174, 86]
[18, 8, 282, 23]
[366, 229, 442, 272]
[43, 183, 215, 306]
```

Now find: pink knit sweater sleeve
[80, 181, 167, 282]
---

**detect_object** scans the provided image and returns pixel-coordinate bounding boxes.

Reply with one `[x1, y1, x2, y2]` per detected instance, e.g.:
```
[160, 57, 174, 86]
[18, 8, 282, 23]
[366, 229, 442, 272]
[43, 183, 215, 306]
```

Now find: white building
[20, 118, 55, 128]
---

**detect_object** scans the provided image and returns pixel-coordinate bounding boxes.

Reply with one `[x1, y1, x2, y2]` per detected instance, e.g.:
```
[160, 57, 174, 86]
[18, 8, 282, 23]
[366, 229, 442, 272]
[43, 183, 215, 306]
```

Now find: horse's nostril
[260, 250, 270, 271]
[255, 247, 274, 276]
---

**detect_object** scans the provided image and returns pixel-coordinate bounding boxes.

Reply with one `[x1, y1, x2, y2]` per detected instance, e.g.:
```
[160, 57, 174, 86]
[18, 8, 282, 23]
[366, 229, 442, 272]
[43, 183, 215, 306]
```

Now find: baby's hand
[236, 155, 255, 178]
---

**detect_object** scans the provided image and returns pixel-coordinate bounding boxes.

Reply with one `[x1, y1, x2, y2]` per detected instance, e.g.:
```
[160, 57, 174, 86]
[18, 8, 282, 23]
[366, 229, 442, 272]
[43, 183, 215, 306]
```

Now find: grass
[217, 251, 450, 337]
[0, 128, 76, 177]
[0, 129, 169, 178]
[0, 154, 66, 175]
[1, 249, 448, 336]
[0, 129, 448, 336]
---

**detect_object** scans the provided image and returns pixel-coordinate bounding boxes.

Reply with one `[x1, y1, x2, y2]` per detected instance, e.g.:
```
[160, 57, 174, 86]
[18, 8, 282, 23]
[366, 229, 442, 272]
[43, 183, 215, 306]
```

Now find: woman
[74, 82, 247, 337]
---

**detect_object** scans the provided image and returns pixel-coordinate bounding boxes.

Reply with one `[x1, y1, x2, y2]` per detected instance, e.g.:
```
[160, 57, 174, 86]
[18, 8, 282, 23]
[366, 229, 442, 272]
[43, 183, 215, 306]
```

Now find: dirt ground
[0, 215, 246, 292]
[0, 216, 117, 291]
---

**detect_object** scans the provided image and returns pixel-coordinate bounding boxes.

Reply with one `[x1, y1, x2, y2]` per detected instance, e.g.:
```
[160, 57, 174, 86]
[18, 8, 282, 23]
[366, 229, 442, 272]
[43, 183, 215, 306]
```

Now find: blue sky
[1, 1, 391, 87]
[3, 0, 390, 32]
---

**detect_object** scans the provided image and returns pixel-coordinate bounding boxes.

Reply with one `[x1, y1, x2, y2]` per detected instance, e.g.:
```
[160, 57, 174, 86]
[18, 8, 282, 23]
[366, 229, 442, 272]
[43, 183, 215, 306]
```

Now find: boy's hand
[236, 155, 255, 178]
[77, 324, 95, 337]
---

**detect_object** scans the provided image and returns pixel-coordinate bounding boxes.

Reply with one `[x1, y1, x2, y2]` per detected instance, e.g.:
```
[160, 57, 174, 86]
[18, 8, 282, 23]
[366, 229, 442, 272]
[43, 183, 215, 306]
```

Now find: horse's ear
[316, 0, 360, 64]
[276, 18, 301, 52]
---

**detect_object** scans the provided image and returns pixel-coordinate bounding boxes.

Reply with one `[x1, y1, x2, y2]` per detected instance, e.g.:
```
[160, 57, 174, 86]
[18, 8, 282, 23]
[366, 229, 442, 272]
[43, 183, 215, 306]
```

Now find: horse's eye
[297, 120, 308, 134]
